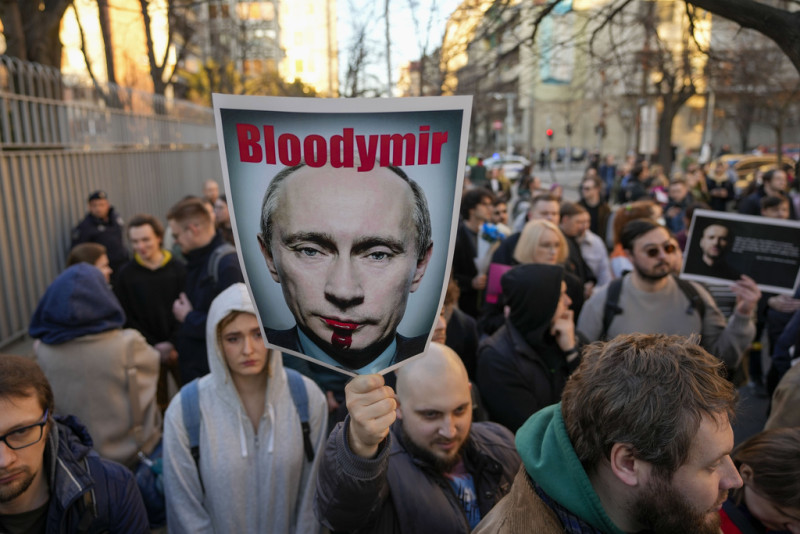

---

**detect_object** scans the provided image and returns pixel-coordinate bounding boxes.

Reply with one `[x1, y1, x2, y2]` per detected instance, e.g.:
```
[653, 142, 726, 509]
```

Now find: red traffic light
[546, 128, 553, 138]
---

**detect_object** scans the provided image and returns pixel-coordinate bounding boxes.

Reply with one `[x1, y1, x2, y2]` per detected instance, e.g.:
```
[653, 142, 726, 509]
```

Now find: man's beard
[0, 468, 36, 504]
[631, 472, 726, 534]
[397, 423, 467, 474]
[633, 261, 671, 282]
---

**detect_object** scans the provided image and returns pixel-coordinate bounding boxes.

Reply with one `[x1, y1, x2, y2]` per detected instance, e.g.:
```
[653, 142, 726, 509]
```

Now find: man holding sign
[258, 163, 434, 374]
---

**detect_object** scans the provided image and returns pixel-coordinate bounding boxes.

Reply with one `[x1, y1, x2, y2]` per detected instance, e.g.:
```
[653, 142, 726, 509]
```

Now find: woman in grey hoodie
[163, 283, 328, 533]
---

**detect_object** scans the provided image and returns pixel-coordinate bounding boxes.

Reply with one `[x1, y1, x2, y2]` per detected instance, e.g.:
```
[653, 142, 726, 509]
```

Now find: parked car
[554, 148, 587, 163]
[714, 153, 796, 196]
[482, 155, 530, 180]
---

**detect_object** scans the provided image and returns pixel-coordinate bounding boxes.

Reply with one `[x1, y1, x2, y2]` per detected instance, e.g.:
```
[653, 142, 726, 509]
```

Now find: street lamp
[488, 92, 516, 158]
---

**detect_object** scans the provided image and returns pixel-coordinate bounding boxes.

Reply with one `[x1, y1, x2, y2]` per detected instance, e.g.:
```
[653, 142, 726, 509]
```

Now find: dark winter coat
[315, 418, 520, 534]
[44, 415, 149, 533]
[70, 207, 129, 272]
[477, 264, 576, 433]
[175, 233, 243, 383]
[114, 252, 186, 345]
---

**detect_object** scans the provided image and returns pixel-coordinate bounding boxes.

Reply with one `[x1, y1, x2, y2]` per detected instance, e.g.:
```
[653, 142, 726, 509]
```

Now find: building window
[295, 60, 303, 73]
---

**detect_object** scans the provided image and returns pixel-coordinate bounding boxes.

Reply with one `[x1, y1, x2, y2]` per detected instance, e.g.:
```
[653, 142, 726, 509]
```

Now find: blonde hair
[513, 219, 568, 264]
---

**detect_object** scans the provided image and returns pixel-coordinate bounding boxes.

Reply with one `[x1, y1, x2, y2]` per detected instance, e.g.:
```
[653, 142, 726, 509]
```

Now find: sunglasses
[643, 243, 677, 258]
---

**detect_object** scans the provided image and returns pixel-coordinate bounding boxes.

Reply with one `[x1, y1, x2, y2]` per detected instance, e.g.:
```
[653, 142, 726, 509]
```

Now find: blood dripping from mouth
[331, 330, 352, 348]
[324, 319, 357, 349]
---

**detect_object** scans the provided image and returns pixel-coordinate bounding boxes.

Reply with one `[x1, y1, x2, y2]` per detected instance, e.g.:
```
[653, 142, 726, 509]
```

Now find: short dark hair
[127, 213, 165, 240]
[562, 334, 737, 478]
[260, 163, 433, 262]
[0, 354, 55, 416]
[762, 168, 784, 185]
[760, 195, 789, 212]
[560, 201, 588, 219]
[167, 197, 212, 226]
[620, 219, 661, 251]
[66, 243, 107, 267]
[460, 188, 494, 220]
[699, 220, 730, 239]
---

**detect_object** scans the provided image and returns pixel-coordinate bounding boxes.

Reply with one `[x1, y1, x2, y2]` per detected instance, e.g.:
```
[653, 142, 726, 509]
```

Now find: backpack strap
[600, 277, 625, 341]
[673, 275, 706, 321]
[285, 368, 314, 462]
[180, 379, 205, 492]
[207, 243, 237, 285]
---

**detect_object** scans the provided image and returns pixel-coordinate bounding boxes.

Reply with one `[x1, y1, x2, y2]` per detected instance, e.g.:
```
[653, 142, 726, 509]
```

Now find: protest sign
[682, 209, 800, 295]
[213, 95, 471, 376]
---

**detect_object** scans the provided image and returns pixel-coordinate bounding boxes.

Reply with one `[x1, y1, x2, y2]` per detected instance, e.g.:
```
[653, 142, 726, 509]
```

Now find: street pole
[505, 94, 514, 157]
[385, 0, 392, 97]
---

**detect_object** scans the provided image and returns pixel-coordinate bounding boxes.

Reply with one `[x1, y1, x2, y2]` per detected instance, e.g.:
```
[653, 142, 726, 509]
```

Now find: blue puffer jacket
[45, 415, 149, 534]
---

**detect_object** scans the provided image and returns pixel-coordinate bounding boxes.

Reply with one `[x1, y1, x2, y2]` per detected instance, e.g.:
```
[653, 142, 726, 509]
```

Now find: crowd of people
[2, 153, 800, 534]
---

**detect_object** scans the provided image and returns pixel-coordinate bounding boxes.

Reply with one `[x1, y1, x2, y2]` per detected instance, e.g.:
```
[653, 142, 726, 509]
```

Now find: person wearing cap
[71, 190, 129, 281]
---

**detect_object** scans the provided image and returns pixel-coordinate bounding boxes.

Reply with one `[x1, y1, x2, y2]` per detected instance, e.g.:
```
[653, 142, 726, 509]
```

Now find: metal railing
[0, 56, 221, 348]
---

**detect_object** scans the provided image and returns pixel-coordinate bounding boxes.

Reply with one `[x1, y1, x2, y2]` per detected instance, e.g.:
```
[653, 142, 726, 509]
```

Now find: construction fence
[0, 55, 221, 348]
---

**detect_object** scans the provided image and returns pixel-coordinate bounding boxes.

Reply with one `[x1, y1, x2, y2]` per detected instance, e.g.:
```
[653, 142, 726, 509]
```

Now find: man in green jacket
[474, 333, 743, 534]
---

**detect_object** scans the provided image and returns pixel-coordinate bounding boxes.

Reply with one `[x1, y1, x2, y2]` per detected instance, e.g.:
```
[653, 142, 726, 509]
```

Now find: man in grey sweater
[577, 219, 760, 373]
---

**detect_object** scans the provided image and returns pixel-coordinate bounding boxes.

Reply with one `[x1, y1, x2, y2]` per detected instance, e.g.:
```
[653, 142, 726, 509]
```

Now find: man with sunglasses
[0, 354, 148, 533]
[577, 219, 759, 375]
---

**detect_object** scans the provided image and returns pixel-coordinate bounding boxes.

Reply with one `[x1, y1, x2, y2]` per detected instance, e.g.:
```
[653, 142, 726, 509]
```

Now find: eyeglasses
[643, 243, 677, 258]
[0, 409, 49, 450]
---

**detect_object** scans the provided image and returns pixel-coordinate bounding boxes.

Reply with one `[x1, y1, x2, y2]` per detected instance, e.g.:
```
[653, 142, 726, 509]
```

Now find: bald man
[315, 344, 520, 533]
[203, 179, 219, 205]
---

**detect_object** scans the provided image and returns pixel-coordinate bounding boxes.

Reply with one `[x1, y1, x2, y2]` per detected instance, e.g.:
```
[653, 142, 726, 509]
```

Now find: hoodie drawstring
[266, 404, 275, 454]
[238, 411, 248, 458]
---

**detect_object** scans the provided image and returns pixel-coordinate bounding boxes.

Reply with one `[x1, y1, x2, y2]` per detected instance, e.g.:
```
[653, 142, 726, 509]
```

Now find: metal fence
[0, 56, 221, 348]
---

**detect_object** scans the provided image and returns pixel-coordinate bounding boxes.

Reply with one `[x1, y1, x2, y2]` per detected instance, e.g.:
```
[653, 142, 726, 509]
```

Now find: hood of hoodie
[46, 415, 94, 499]
[29, 263, 125, 344]
[205, 283, 287, 456]
[515, 403, 626, 534]
[501, 264, 564, 348]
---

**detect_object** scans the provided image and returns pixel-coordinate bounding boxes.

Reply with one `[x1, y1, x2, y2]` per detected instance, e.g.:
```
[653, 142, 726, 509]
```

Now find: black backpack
[600, 274, 706, 341]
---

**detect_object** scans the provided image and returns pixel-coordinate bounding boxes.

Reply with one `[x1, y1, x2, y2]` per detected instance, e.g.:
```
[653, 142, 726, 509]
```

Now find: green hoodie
[515, 403, 626, 534]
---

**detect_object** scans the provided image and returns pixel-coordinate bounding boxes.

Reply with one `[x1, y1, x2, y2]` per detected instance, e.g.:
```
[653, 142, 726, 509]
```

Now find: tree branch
[687, 0, 800, 73]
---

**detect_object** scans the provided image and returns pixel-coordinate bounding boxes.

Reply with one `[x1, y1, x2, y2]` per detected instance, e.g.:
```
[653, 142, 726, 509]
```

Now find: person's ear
[395, 400, 403, 420]
[739, 463, 753, 484]
[258, 234, 281, 283]
[623, 247, 634, 263]
[409, 244, 433, 292]
[609, 442, 648, 487]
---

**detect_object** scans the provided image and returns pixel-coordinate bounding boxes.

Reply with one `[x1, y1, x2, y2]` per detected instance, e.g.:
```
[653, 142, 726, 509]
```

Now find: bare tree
[0, 0, 72, 69]
[139, 0, 197, 96]
[708, 26, 800, 157]
[341, 0, 383, 97]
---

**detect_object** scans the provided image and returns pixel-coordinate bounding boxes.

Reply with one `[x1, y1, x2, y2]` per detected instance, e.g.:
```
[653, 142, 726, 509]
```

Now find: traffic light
[546, 128, 553, 139]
